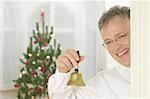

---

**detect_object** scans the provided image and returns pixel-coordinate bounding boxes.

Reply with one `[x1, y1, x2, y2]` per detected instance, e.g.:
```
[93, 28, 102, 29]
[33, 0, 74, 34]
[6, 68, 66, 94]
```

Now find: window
[0, 1, 105, 90]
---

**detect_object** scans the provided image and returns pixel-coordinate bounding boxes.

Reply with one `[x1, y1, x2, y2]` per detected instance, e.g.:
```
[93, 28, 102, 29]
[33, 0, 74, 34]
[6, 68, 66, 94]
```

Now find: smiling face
[101, 16, 130, 67]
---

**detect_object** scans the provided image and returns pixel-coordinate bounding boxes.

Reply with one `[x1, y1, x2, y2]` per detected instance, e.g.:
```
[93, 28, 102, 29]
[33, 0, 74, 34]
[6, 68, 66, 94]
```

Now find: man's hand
[56, 49, 85, 73]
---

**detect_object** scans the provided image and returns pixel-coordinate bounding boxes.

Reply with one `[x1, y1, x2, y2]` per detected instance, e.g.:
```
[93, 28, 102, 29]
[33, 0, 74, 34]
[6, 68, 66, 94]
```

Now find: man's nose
[113, 41, 123, 50]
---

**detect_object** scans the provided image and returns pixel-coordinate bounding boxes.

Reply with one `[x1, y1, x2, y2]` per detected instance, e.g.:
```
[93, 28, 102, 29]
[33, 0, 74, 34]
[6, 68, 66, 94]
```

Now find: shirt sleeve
[48, 69, 105, 99]
[48, 68, 74, 99]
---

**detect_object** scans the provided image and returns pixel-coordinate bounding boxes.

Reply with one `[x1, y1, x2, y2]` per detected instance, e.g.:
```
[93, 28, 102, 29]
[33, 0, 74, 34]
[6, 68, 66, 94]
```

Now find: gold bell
[67, 69, 85, 86]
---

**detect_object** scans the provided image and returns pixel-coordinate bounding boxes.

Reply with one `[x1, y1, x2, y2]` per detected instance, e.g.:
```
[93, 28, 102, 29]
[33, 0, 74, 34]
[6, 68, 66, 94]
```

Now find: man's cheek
[108, 50, 114, 55]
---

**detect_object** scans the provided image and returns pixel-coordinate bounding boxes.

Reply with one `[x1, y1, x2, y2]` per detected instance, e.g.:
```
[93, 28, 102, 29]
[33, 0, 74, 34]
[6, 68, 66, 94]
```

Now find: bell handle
[76, 50, 80, 72]
[77, 50, 80, 63]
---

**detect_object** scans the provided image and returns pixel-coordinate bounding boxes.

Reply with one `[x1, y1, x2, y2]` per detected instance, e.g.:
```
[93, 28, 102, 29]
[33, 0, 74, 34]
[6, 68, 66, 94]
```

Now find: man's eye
[105, 41, 112, 45]
[118, 34, 127, 39]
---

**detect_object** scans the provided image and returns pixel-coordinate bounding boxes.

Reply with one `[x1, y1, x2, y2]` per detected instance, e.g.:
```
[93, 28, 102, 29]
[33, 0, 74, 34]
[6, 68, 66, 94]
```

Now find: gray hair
[98, 5, 130, 31]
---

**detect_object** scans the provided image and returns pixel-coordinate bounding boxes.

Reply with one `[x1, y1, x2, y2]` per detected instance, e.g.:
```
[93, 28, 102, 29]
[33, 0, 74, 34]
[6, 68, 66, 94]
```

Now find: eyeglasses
[102, 32, 130, 48]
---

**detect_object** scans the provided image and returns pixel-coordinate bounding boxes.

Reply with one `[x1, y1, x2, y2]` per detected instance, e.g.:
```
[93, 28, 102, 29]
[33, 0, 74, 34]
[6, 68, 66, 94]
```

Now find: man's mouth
[116, 48, 129, 57]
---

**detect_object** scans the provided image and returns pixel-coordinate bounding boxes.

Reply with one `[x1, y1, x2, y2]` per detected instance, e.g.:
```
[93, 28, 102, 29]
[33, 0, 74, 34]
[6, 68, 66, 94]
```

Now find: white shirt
[48, 66, 130, 99]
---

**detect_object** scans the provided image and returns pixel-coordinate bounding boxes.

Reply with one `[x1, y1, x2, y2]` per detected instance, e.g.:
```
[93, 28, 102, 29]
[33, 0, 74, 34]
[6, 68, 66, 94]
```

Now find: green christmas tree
[14, 9, 61, 99]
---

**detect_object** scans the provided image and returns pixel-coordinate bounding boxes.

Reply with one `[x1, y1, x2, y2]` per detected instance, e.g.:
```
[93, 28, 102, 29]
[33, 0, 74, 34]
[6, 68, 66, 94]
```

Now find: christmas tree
[14, 9, 61, 99]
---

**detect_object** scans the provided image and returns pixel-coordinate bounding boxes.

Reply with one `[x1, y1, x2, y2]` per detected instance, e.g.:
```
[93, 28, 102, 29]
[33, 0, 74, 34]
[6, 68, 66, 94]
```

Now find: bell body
[67, 71, 85, 86]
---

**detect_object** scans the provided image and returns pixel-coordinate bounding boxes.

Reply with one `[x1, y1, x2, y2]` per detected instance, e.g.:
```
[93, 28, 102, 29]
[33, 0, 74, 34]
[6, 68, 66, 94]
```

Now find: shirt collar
[115, 65, 131, 82]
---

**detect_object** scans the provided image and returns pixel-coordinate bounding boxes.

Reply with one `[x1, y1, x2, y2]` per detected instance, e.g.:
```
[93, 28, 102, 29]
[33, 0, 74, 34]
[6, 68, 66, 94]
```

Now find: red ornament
[14, 83, 21, 88]
[31, 71, 36, 76]
[24, 61, 28, 65]
[46, 79, 49, 83]
[44, 43, 48, 46]
[38, 36, 43, 41]
[39, 68, 45, 73]
[37, 87, 42, 94]
[34, 40, 37, 44]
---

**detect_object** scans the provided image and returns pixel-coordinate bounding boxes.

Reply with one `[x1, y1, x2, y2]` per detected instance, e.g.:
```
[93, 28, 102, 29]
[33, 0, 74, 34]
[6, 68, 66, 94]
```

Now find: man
[48, 5, 130, 99]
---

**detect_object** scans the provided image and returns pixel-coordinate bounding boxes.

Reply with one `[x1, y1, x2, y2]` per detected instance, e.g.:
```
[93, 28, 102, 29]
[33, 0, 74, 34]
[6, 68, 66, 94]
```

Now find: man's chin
[118, 61, 130, 67]
[116, 55, 130, 66]
[123, 64, 130, 68]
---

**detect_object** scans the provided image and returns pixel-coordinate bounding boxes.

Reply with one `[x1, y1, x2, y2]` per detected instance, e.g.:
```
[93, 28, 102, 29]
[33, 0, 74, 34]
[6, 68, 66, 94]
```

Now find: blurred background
[0, 0, 130, 99]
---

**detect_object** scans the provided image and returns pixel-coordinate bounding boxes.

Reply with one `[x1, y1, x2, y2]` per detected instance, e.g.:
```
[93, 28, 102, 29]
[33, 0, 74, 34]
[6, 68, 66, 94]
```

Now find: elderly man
[48, 5, 130, 99]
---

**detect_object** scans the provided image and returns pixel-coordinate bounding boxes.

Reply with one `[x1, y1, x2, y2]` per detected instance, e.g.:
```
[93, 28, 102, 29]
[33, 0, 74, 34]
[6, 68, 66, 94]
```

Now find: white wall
[131, 0, 150, 98]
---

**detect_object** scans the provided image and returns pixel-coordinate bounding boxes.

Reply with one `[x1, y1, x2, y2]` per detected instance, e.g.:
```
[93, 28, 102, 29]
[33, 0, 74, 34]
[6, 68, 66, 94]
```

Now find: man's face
[101, 16, 130, 67]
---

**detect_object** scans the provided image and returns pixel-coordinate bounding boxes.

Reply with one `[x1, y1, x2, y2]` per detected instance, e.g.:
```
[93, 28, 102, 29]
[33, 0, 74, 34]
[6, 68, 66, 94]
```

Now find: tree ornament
[28, 53, 32, 57]
[38, 66, 42, 70]
[24, 61, 28, 65]
[32, 61, 36, 65]
[22, 70, 26, 74]
[14, 83, 21, 88]
[20, 57, 28, 65]
[46, 55, 50, 60]
[39, 68, 45, 73]
[19, 73, 22, 78]
[44, 43, 48, 46]
[37, 86, 42, 94]
[31, 71, 36, 76]
[46, 79, 49, 83]
[41, 47, 45, 50]
[60, 47, 62, 50]
[34, 40, 37, 44]
[52, 56, 56, 61]
[36, 53, 40, 58]
[31, 96, 35, 99]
